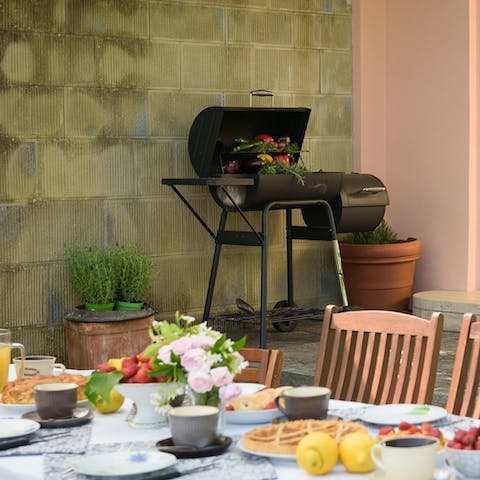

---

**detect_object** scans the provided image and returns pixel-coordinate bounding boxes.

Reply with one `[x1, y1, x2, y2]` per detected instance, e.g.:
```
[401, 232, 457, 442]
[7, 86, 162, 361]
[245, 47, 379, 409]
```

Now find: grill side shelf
[162, 177, 255, 186]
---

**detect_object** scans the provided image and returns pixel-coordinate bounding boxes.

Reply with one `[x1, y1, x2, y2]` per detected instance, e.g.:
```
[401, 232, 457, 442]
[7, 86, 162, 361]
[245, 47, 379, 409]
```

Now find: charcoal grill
[162, 91, 389, 348]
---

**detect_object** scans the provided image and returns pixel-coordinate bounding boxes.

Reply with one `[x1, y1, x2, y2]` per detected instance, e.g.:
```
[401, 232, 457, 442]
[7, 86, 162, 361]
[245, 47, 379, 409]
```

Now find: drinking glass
[0, 329, 25, 390]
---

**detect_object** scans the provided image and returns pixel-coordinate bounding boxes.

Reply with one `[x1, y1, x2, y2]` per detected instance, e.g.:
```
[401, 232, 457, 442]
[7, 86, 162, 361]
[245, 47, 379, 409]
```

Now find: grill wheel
[272, 300, 297, 332]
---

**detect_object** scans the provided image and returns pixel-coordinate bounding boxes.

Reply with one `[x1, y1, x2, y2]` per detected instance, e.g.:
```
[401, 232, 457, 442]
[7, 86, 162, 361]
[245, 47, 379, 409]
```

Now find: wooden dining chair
[313, 305, 444, 405]
[235, 348, 285, 387]
[446, 313, 480, 417]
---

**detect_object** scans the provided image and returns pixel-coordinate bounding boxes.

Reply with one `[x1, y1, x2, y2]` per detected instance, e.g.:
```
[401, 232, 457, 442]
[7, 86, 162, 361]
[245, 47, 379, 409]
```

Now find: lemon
[296, 432, 338, 475]
[339, 432, 376, 473]
[92, 389, 125, 414]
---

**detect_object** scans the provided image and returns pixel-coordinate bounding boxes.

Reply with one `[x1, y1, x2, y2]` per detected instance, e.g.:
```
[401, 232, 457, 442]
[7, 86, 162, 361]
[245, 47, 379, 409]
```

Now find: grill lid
[188, 106, 311, 177]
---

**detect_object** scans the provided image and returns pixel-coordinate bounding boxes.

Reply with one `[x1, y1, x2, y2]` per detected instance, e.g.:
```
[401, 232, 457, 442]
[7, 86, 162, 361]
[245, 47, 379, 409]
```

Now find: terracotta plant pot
[339, 238, 421, 312]
[63, 305, 155, 369]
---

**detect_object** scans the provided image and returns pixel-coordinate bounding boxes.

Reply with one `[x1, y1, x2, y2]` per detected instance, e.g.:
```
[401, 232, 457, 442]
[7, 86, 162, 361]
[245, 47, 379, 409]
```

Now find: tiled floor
[227, 317, 457, 407]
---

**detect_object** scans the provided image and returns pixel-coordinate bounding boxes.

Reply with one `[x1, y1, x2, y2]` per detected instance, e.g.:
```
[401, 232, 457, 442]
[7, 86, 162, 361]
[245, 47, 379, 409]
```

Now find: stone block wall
[0, 0, 352, 362]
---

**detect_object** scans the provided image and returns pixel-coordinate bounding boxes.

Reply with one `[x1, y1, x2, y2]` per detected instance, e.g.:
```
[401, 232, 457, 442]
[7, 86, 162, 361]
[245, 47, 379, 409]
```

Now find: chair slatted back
[446, 313, 480, 417]
[236, 348, 284, 388]
[313, 305, 443, 405]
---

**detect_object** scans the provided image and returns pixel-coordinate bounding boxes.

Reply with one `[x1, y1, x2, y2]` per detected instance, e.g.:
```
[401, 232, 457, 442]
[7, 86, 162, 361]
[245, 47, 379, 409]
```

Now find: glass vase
[187, 387, 225, 435]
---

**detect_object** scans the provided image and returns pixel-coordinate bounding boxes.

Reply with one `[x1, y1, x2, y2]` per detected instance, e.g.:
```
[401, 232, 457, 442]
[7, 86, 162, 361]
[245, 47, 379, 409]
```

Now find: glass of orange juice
[0, 329, 25, 392]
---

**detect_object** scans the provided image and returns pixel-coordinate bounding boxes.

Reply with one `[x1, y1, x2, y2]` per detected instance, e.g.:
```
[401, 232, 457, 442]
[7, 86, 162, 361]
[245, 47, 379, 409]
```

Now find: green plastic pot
[115, 300, 144, 311]
[85, 302, 115, 311]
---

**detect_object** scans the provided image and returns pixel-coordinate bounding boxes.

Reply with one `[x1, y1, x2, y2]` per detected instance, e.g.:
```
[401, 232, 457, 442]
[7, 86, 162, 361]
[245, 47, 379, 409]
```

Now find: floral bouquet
[85, 312, 247, 412]
[146, 312, 248, 408]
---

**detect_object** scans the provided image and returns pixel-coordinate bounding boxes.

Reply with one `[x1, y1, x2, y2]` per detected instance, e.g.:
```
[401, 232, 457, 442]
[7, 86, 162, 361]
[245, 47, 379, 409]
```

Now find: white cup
[371, 436, 439, 480]
[14, 355, 66, 378]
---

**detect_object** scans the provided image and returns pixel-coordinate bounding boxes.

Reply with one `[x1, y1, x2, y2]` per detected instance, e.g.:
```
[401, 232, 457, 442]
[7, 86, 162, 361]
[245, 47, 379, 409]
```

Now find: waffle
[242, 419, 367, 455]
[1, 373, 89, 404]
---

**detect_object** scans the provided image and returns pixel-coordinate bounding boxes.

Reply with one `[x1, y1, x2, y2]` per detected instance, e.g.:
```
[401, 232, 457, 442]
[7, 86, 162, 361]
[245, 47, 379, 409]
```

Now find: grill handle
[356, 186, 386, 194]
[250, 89, 274, 107]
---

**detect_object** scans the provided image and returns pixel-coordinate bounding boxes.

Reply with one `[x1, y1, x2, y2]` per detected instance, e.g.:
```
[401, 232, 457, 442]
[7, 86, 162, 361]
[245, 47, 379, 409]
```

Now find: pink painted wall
[353, 0, 478, 292]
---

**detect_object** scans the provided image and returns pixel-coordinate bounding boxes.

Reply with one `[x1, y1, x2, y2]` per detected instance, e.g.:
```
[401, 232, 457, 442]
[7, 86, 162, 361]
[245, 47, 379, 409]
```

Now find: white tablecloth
[0, 367, 468, 479]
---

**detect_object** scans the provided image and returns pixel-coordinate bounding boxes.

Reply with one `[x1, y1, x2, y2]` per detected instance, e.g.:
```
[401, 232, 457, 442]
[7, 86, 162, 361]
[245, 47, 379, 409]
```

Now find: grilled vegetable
[242, 157, 264, 173]
[223, 160, 241, 174]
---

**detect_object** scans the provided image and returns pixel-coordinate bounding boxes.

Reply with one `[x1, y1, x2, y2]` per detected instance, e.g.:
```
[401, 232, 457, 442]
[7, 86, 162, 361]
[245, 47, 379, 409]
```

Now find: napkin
[44, 437, 278, 480]
[0, 424, 92, 457]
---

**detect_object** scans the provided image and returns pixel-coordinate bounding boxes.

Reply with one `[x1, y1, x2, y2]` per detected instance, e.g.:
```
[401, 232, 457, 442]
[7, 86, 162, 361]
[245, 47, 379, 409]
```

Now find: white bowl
[114, 382, 183, 429]
[445, 446, 480, 478]
[225, 407, 282, 424]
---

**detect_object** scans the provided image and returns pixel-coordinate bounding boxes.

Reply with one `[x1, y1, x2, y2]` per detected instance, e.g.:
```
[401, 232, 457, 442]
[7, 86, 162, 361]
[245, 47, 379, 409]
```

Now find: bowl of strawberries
[445, 427, 480, 478]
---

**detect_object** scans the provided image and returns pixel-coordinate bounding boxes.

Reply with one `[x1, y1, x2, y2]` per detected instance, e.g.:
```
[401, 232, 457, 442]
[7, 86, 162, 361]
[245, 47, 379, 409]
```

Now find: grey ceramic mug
[168, 405, 219, 448]
[274, 386, 331, 420]
[33, 382, 78, 420]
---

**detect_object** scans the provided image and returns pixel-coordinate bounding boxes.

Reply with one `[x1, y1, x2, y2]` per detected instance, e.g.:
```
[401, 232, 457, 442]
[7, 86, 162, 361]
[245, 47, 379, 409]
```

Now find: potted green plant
[63, 244, 156, 369]
[65, 245, 115, 311]
[110, 244, 153, 311]
[339, 220, 422, 312]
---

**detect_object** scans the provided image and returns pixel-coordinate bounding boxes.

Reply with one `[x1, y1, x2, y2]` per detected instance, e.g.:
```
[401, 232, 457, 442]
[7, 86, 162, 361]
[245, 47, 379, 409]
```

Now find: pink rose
[210, 366, 233, 387]
[190, 334, 215, 349]
[157, 345, 173, 363]
[180, 348, 205, 371]
[171, 336, 193, 356]
[219, 383, 242, 402]
[188, 371, 214, 393]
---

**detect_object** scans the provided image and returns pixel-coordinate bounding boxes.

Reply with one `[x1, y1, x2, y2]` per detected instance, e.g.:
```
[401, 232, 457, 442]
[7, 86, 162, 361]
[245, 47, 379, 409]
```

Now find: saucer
[156, 435, 232, 458]
[21, 407, 93, 428]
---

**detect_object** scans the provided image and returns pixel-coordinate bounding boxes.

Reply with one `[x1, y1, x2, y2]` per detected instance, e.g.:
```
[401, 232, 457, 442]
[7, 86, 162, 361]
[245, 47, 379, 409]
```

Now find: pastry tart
[242, 419, 367, 455]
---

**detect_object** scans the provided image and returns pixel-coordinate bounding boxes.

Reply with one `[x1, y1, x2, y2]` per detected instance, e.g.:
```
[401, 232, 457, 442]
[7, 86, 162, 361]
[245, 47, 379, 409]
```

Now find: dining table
[0, 366, 474, 480]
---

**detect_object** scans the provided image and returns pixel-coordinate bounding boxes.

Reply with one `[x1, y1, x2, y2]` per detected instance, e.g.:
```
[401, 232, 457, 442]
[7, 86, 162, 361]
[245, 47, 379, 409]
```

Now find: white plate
[0, 419, 40, 439]
[0, 395, 90, 414]
[226, 383, 279, 424]
[74, 451, 177, 478]
[360, 404, 448, 425]
[225, 407, 283, 424]
[237, 439, 296, 461]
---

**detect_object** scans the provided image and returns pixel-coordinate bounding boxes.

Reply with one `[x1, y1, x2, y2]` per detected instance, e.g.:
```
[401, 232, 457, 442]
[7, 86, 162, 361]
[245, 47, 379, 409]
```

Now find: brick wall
[0, 0, 352, 362]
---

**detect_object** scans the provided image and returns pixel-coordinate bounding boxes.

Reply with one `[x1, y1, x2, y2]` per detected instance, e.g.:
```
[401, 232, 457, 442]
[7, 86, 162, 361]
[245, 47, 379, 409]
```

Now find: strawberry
[120, 355, 139, 379]
[225, 404, 234, 411]
[127, 363, 152, 383]
[263, 400, 276, 410]
[407, 426, 421, 434]
[462, 434, 476, 446]
[427, 427, 442, 440]
[474, 440, 480, 450]
[454, 430, 467, 443]
[379, 426, 395, 436]
[97, 362, 116, 373]
[399, 421, 412, 431]
[421, 422, 434, 432]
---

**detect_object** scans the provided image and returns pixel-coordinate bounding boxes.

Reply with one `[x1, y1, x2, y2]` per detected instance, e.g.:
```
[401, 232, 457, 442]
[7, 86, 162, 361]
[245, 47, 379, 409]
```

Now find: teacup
[168, 405, 219, 448]
[274, 386, 330, 420]
[14, 355, 66, 378]
[0, 329, 25, 391]
[33, 383, 78, 420]
[371, 436, 439, 480]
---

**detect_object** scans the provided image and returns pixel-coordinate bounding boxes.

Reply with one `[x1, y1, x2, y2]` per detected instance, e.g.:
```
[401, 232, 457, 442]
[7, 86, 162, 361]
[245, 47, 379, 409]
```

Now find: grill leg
[286, 208, 294, 305]
[260, 206, 271, 349]
[203, 210, 228, 323]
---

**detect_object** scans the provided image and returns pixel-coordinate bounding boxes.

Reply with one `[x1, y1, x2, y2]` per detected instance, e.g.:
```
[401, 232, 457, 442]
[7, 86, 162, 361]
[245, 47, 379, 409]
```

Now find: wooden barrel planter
[63, 305, 155, 369]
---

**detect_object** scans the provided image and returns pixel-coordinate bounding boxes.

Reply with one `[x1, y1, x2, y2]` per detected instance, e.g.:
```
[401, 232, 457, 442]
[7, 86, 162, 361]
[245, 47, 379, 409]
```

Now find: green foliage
[84, 370, 122, 404]
[341, 219, 399, 245]
[65, 243, 153, 305]
[260, 161, 308, 184]
[110, 244, 153, 302]
[65, 245, 115, 305]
